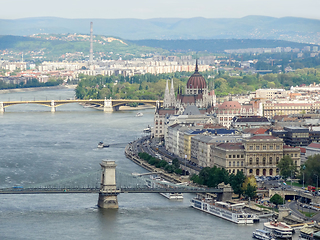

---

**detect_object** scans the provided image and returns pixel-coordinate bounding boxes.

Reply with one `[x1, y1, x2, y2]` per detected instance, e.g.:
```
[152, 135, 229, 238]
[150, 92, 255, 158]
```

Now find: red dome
[186, 71, 207, 89]
[186, 61, 206, 89]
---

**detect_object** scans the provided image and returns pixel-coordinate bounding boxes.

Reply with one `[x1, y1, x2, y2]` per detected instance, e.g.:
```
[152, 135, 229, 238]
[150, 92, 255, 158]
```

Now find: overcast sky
[2, 0, 320, 20]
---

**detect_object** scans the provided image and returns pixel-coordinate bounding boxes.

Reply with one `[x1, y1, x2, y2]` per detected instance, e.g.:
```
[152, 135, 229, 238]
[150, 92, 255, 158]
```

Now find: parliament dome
[186, 61, 207, 89]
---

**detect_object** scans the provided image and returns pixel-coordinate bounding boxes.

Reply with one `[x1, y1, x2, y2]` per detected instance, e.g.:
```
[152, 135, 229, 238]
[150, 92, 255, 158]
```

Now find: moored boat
[190, 194, 259, 224]
[253, 229, 275, 240]
[146, 175, 183, 200]
[136, 112, 143, 117]
[263, 220, 293, 239]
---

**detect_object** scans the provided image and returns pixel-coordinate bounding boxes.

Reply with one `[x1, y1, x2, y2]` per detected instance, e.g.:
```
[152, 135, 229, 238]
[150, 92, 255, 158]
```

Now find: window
[256, 157, 259, 165]
[233, 155, 235, 158]
[269, 157, 272, 164]
[233, 161, 235, 166]
[229, 155, 231, 158]
[256, 146, 260, 150]
[229, 161, 231, 167]
[241, 161, 243, 167]
[156, 120, 158, 125]
[270, 145, 273, 150]
[237, 161, 239, 166]
[263, 146, 266, 150]
[249, 146, 253, 150]
[291, 154, 293, 157]
[263, 157, 266, 165]
[249, 158, 253, 165]
[160, 130, 162, 133]
[241, 155, 244, 158]
[249, 169, 253, 174]
[276, 157, 279, 164]
[276, 145, 280, 150]
[295, 154, 297, 157]
[295, 161, 297, 165]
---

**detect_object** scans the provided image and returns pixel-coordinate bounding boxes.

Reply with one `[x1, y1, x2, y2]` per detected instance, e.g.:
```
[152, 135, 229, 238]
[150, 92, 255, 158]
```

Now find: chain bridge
[0, 160, 223, 208]
[0, 98, 163, 112]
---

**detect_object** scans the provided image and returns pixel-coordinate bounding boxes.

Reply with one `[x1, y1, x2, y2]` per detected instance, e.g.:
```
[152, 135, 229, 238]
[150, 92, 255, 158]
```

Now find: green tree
[230, 171, 246, 197]
[277, 155, 297, 180]
[244, 183, 256, 199]
[172, 158, 180, 169]
[270, 193, 284, 208]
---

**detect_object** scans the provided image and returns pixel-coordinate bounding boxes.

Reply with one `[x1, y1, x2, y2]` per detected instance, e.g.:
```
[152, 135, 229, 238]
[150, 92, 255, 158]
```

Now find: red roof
[308, 143, 320, 149]
[218, 101, 241, 110]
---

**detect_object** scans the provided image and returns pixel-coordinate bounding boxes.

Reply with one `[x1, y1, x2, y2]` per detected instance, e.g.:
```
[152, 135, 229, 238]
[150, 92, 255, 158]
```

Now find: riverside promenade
[124, 138, 186, 184]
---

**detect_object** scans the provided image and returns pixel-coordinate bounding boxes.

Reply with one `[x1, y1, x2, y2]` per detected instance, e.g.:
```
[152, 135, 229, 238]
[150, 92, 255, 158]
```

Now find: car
[305, 190, 310, 193]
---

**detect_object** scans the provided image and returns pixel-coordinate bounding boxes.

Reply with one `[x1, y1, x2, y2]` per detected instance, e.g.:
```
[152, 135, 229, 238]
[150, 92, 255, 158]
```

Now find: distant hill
[0, 35, 313, 59]
[129, 39, 311, 53]
[1, 16, 320, 44]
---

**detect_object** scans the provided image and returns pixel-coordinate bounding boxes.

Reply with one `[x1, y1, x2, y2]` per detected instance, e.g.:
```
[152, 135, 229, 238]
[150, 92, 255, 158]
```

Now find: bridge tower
[51, 100, 56, 112]
[104, 98, 113, 112]
[98, 160, 120, 209]
[0, 102, 4, 113]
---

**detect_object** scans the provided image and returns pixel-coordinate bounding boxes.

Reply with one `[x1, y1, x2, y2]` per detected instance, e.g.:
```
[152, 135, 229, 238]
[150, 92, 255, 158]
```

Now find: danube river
[0, 88, 294, 240]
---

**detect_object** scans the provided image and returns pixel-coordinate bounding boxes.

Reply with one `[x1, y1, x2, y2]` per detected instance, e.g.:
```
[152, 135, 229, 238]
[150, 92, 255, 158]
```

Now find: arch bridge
[0, 98, 163, 112]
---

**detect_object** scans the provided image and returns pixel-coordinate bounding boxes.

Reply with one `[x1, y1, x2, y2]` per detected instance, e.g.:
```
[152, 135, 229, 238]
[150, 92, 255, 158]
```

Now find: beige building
[263, 101, 320, 118]
[209, 135, 301, 177]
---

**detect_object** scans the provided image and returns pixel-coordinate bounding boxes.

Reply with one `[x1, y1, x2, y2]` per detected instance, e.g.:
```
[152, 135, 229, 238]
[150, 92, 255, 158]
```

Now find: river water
[0, 88, 296, 240]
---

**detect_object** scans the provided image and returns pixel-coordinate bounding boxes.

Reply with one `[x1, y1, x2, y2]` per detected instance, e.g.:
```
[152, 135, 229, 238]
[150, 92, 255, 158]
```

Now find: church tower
[170, 78, 176, 107]
[163, 80, 171, 108]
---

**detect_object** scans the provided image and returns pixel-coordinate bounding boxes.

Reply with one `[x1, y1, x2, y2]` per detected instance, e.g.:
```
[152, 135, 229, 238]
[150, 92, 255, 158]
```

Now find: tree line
[75, 67, 320, 100]
[0, 78, 62, 90]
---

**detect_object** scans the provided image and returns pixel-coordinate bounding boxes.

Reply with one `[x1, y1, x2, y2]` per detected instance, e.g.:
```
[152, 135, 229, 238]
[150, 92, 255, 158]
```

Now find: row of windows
[155, 120, 163, 125]
[248, 157, 279, 165]
[248, 145, 280, 150]
[228, 169, 243, 174]
[228, 154, 244, 159]
[219, 117, 233, 121]
[228, 161, 244, 167]
[248, 168, 279, 176]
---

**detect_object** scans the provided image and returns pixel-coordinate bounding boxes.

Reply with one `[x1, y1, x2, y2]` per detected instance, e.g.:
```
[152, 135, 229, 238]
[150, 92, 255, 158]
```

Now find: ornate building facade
[153, 61, 216, 140]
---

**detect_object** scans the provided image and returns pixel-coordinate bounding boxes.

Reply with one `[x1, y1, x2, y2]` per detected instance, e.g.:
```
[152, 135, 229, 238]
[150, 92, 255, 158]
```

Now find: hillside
[0, 35, 163, 60]
[1, 16, 320, 44]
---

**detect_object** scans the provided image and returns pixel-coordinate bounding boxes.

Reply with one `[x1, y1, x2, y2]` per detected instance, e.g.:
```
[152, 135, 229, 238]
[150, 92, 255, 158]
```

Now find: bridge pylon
[51, 100, 56, 112]
[104, 98, 113, 112]
[0, 102, 4, 113]
[98, 160, 120, 209]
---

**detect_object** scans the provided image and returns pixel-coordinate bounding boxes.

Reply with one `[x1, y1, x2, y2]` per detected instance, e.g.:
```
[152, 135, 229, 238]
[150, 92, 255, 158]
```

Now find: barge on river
[190, 194, 259, 224]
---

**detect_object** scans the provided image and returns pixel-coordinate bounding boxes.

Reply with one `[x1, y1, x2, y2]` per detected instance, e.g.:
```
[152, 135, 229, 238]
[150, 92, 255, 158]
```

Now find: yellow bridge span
[0, 99, 163, 112]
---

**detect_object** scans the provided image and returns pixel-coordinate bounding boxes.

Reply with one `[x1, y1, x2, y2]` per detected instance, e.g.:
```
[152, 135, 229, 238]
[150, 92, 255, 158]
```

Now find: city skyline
[3, 0, 320, 20]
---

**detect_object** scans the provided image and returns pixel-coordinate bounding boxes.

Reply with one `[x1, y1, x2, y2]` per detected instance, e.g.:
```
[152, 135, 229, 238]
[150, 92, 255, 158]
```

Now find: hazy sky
[2, 0, 320, 20]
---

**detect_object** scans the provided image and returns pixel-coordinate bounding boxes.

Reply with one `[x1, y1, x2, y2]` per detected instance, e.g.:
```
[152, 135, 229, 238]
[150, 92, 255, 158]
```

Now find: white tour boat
[146, 176, 183, 200]
[136, 112, 143, 117]
[190, 194, 259, 224]
[252, 229, 275, 240]
[263, 220, 293, 239]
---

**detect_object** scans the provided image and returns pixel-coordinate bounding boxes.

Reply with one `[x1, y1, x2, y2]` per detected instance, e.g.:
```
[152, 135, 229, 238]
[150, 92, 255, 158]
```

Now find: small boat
[263, 220, 293, 239]
[143, 125, 152, 133]
[253, 229, 275, 240]
[136, 112, 143, 117]
[98, 142, 109, 148]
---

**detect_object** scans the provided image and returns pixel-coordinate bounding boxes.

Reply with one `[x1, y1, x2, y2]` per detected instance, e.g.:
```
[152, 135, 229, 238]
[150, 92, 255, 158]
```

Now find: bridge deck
[0, 187, 222, 194]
